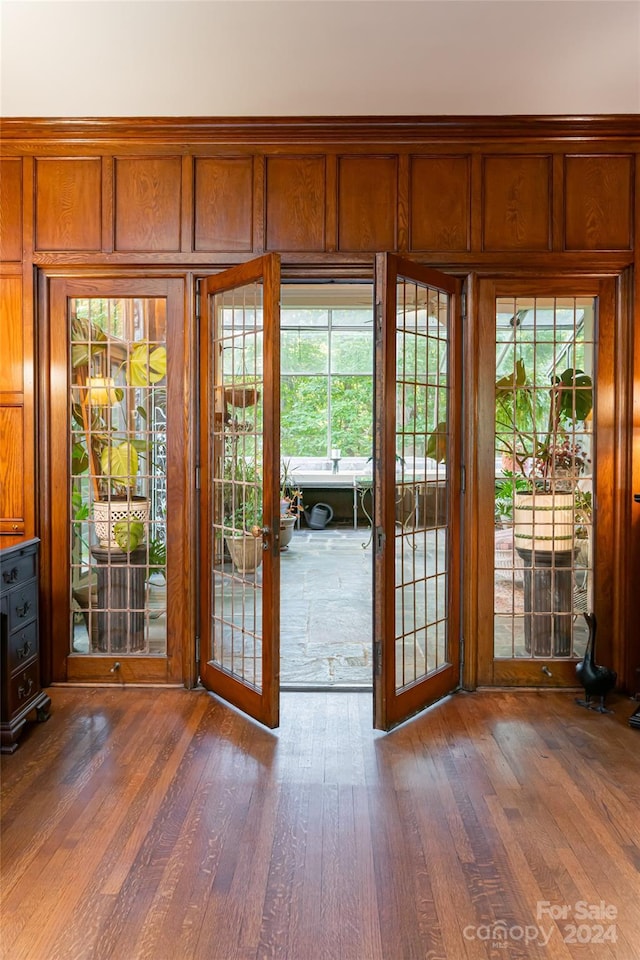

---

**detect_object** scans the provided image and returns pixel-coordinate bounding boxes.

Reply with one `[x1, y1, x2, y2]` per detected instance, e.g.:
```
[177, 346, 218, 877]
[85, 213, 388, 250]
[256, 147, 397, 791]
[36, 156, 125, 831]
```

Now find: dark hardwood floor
[1, 687, 639, 960]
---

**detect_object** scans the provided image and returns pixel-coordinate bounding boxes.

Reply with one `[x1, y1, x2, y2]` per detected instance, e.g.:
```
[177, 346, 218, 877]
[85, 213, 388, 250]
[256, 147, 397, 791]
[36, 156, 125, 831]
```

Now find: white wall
[1, 0, 639, 117]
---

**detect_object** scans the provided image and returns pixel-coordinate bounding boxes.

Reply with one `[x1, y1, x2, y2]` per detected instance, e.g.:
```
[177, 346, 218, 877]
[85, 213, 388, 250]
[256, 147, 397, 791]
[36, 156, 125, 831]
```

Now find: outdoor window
[280, 296, 373, 460]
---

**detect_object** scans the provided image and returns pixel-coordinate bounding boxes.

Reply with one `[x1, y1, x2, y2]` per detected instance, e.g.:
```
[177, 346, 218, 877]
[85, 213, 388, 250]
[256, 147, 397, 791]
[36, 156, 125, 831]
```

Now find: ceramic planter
[513, 491, 574, 554]
[225, 533, 263, 573]
[93, 496, 150, 550]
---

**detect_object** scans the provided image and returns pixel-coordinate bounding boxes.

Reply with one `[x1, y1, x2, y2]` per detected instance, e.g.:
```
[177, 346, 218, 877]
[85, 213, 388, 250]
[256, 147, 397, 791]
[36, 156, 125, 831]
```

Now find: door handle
[251, 525, 271, 550]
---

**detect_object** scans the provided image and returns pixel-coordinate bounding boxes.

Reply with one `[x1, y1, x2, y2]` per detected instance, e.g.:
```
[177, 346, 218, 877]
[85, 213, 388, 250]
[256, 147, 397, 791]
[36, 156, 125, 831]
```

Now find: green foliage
[281, 331, 327, 374]
[72, 441, 89, 477]
[553, 368, 593, 422]
[496, 364, 593, 488]
[147, 537, 167, 576]
[70, 316, 107, 369]
[113, 519, 145, 552]
[329, 377, 373, 456]
[71, 319, 166, 498]
[128, 343, 167, 386]
[494, 471, 531, 522]
[280, 459, 303, 518]
[100, 441, 139, 490]
[281, 376, 328, 456]
[280, 375, 373, 457]
[71, 487, 89, 521]
[495, 360, 543, 472]
[223, 441, 263, 533]
[574, 489, 593, 537]
[227, 498, 263, 534]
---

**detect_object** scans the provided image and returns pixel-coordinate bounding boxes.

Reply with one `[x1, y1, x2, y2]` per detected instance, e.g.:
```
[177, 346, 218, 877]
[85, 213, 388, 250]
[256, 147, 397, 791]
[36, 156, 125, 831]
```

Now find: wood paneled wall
[1, 137, 636, 260]
[1, 115, 639, 687]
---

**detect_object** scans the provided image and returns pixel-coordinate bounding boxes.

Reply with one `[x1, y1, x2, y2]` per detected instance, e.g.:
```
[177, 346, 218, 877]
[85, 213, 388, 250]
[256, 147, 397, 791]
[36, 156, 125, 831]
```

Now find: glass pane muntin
[493, 296, 595, 660]
[69, 297, 168, 656]
[394, 279, 450, 692]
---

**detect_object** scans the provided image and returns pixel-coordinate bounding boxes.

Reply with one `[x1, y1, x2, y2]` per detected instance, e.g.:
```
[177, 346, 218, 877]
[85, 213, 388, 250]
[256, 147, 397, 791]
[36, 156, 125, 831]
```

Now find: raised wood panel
[114, 157, 182, 251]
[0, 405, 24, 532]
[0, 277, 23, 393]
[194, 157, 253, 252]
[482, 156, 551, 251]
[265, 156, 325, 251]
[337, 156, 397, 252]
[35, 158, 101, 251]
[0, 159, 22, 261]
[564, 155, 633, 250]
[409, 156, 470, 251]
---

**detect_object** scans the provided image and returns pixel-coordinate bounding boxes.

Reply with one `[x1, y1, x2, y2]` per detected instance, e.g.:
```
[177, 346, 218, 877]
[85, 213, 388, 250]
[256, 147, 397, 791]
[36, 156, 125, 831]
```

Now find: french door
[198, 256, 281, 727]
[198, 254, 463, 730]
[373, 255, 462, 729]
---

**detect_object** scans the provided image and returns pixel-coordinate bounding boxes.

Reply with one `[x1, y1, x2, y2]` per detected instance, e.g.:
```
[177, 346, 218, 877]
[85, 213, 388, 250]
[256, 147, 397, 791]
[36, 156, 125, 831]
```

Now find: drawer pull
[18, 675, 35, 700]
[2, 567, 19, 584]
[17, 638, 34, 660]
[15, 599, 32, 618]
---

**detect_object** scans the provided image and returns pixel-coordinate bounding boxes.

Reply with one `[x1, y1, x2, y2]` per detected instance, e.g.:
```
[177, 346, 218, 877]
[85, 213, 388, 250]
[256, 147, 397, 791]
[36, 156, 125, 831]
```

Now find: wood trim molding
[2, 115, 640, 147]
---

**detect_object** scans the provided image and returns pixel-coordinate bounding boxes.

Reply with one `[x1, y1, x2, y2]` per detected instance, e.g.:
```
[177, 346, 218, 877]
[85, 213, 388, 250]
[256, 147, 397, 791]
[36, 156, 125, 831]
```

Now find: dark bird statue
[575, 613, 617, 714]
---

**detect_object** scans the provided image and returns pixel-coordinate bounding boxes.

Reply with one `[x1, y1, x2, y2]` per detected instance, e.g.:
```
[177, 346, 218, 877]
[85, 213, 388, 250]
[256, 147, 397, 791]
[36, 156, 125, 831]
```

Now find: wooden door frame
[471, 274, 627, 687]
[35, 260, 633, 702]
[38, 269, 192, 685]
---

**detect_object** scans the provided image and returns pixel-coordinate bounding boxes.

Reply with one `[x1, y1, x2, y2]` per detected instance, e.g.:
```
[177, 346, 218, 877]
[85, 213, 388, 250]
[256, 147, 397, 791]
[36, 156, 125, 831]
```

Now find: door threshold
[281, 683, 373, 692]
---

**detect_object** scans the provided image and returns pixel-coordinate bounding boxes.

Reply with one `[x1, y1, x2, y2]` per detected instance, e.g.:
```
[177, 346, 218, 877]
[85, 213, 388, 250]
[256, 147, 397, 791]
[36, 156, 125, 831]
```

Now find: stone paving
[280, 527, 373, 687]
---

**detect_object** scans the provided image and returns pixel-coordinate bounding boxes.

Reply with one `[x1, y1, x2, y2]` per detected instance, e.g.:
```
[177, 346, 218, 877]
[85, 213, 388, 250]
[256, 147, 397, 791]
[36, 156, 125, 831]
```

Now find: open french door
[199, 256, 281, 728]
[373, 255, 462, 730]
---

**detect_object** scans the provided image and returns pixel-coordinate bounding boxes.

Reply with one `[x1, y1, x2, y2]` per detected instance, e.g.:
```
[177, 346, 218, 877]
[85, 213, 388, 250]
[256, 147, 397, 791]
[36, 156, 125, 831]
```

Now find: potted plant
[495, 362, 593, 553]
[494, 361, 593, 655]
[71, 316, 167, 553]
[224, 492, 264, 574]
[279, 459, 303, 550]
[221, 439, 264, 573]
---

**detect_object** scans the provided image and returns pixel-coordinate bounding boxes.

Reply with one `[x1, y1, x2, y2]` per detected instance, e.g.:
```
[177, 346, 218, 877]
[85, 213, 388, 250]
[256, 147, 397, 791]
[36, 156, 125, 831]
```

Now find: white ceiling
[1, 0, 638, 117]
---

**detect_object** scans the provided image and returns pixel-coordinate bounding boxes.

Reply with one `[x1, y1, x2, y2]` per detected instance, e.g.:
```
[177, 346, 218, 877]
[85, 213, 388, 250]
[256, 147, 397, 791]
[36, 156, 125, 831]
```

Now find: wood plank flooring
[1, 688, 639, 960]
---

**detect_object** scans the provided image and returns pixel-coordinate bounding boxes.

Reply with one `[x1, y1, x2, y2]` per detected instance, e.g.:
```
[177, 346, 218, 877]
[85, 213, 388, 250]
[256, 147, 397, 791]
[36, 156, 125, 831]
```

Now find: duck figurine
[575, 612, 617, 713]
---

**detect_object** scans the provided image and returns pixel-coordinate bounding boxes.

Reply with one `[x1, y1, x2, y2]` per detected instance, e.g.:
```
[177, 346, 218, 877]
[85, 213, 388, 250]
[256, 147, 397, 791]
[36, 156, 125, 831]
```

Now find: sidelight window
[69, 297, 168, 656]
[493, 296, 595, 659]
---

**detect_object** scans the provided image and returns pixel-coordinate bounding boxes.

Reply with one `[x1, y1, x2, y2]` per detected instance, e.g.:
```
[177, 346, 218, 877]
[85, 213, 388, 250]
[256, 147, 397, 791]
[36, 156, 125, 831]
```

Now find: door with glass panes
[48, 259, 463, 728]
[197, 254, 462, 730]
[48, 277, 187, 684]
[198, 257, 281, 728]
[476, 278, 615, 686]
[373, 255, 462, 729]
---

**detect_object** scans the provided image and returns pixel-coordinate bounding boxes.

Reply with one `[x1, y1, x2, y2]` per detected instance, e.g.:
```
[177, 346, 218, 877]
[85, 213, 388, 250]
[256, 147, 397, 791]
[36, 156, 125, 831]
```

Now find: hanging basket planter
[224, 386, 260, 409]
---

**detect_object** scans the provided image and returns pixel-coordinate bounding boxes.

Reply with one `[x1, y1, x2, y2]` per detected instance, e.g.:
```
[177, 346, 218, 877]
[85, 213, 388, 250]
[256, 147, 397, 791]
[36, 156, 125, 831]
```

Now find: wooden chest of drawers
[1, 538, 51, 752]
